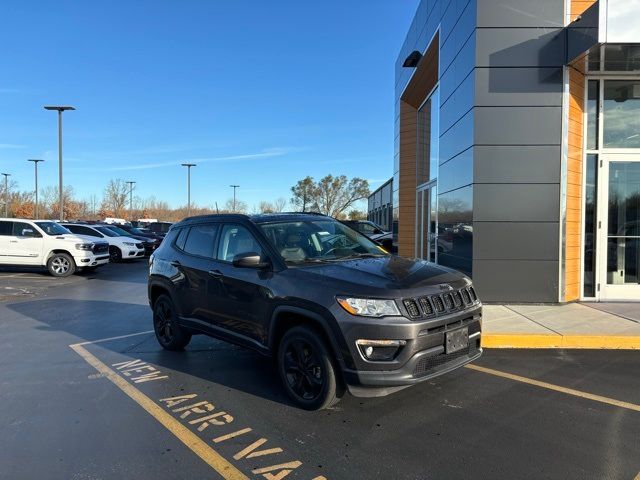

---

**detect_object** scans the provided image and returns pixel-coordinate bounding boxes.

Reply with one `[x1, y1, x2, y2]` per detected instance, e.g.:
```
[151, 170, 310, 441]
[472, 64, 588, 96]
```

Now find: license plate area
[445, 327, 469, 354]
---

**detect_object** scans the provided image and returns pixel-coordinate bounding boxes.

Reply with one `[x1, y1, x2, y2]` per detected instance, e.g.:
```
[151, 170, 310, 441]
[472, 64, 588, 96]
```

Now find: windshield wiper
[329, 253, 386, 261]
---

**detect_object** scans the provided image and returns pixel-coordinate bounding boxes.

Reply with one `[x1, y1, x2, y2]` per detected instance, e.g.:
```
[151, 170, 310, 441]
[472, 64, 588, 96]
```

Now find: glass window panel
[603, 80, 640, 148]
[583, 154, 598, 297]
[587, 80, 599, 150]
[603, 45, 640, 72]
[218, 224, 263, 262]
[587, 45, 601, 72]
[183, 224, 219, 258]
[437, 186, 472, 276]
[429, 87, 440, 182]
[607, 162, 640, 285]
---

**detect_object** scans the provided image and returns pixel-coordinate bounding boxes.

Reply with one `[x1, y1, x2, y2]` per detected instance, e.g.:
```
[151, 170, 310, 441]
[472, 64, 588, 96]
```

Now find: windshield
[95, 226, 119, 237]
[35, 221, 71, 236]
[259, 219, 387, 264]
[106, 226, 131, 236]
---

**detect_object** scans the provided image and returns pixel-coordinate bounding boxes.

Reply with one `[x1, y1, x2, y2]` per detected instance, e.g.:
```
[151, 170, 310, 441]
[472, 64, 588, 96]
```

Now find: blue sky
[0, 1, 419, 210]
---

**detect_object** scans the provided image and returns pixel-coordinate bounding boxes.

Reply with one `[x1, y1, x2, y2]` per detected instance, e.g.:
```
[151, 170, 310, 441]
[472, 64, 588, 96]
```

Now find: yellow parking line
[70, 343, 248, 480]
[465, 364, 640, 412]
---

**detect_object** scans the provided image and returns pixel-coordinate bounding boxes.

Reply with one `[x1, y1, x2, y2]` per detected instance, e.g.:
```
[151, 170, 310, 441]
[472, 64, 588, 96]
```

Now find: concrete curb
[482, 334, 640, 349]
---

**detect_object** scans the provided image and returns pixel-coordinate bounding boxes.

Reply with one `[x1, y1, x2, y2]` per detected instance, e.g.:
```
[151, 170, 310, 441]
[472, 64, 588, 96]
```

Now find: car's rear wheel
[278, 325, 341, 410]
[153, 294, 191, 350]
[109, 246, 123, 263]
[47, 253, 76, 277]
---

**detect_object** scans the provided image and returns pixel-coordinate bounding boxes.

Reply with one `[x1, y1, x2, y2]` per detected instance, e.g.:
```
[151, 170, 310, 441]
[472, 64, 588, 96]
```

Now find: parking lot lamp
[181, 163, 196, 217]
[1, 173, 10, 217]
[44, 105, 75, 221]
[230, 184, 239, 212]
[125, 181, 136, 222]
[28, 159, 44, 219]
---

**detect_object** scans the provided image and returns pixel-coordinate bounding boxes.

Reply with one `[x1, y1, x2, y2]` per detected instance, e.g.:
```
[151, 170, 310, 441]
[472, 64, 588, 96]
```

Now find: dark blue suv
[148, 213, 482, 410]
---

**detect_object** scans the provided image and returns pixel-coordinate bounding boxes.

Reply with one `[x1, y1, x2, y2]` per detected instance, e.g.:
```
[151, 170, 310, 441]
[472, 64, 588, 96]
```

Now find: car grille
[402, 286, 479, 320]
[413, 329, 482, 377]
[92, 243, 109, 254]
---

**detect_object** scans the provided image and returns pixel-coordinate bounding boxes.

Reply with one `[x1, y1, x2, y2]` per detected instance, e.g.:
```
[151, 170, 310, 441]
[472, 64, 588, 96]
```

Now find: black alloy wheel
[153, 294, 191, 350]
[278, 326, 341, 410]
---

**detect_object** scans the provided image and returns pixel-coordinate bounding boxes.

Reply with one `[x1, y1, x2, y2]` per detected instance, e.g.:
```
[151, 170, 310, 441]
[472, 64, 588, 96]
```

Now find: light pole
[28, 159, 44, 219]
[1, 173, 10, 218]
[181, 163, 196, 217]
[44, 105, 75, 221]
[125, 181, 136, 222]
[230, 184, 239, 212]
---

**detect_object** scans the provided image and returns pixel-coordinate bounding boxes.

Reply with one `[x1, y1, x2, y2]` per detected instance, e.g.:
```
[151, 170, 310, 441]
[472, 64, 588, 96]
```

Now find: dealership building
[390, 0, 640, 302]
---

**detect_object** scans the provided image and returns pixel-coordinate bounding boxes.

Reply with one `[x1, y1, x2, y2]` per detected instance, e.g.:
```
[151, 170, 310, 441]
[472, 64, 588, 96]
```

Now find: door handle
[170, 260, 181, 267]
[9, 240, 18, 243]
[208, 269, 224, 278]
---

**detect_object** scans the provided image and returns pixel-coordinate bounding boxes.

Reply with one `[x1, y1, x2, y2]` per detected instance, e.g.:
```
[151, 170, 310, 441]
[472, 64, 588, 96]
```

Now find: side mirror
[373, 228, 382, 235]
[232, 252, 270, 269]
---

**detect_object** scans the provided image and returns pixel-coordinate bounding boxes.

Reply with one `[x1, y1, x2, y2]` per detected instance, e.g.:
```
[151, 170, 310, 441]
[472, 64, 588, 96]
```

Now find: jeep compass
[148, 213, 482, 410]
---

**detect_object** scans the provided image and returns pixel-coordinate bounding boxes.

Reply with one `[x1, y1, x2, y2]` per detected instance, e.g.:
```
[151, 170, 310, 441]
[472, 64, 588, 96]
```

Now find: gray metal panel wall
[472, 0, 564, 302]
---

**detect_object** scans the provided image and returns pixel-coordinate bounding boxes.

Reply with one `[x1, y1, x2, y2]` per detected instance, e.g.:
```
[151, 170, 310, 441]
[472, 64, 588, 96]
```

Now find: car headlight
[336, 297, 400, 317]
[75, 243, 94, 251]
[123, 242, 135, 246]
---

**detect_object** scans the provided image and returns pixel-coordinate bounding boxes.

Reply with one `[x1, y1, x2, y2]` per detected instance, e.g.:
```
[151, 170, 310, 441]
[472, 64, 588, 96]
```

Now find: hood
[292, 255, 469, 297]
[52, 233, 103, 245]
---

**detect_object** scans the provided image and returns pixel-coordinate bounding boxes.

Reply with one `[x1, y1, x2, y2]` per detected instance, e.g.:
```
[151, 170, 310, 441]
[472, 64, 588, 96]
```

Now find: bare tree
[224, 198, 248, 213]
[258, 201, 274, 213]
[273, 197, 287, 212]
[290, 176, 315, 212]
[290, 175, 369, 218]
[101, 179, 129, 218]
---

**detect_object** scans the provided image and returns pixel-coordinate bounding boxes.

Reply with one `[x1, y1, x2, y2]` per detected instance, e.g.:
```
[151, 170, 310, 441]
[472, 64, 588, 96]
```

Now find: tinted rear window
[0, 221, 11, 236]
[182, 224, 219, 258]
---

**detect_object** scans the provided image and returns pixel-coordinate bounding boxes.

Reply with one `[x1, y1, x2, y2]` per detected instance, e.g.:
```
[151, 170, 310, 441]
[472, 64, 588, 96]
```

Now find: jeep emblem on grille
[438, 284, 453, 291]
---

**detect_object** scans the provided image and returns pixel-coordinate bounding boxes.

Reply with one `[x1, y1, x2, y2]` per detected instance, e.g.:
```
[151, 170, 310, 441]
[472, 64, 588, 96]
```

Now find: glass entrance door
[417, 184, 437, 262]
[598, 156, 640, 300]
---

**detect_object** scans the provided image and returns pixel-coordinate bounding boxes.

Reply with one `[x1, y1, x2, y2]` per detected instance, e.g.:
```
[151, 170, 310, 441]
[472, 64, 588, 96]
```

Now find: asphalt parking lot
[0, 261, 638, 480]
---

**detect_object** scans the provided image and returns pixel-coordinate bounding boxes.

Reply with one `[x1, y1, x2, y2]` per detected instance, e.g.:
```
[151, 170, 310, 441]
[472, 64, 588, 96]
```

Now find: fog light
[356, 339, 406, 361]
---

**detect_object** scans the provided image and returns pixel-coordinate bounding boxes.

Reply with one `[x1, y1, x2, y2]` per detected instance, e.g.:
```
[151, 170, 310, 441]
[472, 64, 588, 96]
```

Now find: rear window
[182, 224, 219, 258]
[0, 221, 11, 236]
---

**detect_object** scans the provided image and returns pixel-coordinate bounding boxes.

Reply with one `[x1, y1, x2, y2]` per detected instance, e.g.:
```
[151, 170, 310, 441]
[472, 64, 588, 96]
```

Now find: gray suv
[148, 213, 482, 410]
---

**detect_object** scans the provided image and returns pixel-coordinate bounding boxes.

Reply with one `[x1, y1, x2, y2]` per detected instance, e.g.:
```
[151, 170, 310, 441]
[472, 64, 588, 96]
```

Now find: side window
[217, 224, 263, 262]
[76, 226, 100, 237]
[0, 221, 12, 236]
[182, 224, 219, 258]
[174, 228, 189, 251]
[12, 222, 41, 237]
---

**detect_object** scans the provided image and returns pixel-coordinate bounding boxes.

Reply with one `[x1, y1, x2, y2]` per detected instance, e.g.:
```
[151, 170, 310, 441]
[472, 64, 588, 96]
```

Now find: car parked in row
[146, 221, 173, 238]
[62, 223, 145, 262]
[103, 224, 161, 256]
[0, 218, 110, 277]
[148, 212, 481, 410]
[343, 220, 394, 252]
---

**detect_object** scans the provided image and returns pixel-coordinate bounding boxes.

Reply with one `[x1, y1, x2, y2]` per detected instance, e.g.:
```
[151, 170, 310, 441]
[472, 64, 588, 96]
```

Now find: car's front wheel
[109, 246, 122, 263]
[277, 325, 341, 410]
[153, 294, 191, 351]
[47, 253, 76, 277]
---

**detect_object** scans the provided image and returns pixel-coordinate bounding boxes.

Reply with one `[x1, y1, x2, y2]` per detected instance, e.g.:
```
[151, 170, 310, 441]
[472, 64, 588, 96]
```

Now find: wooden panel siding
[397, 33, 439, 257]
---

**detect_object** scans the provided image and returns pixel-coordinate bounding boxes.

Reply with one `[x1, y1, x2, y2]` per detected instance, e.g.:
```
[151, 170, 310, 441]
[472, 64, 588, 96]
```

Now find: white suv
[0, 218, 110, 277]
[62, 224, 145, 262]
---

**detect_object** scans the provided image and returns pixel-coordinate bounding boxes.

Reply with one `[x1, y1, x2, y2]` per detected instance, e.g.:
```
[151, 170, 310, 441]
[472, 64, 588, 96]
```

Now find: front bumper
[334, 304, 482, 396]
[123, 248, 145, 259]
[74, 254, 110, 267]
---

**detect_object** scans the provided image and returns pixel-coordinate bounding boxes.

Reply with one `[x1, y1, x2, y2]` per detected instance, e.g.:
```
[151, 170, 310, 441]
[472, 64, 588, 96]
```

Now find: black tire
[278, 325, 342, 410]
[109, 246, 122, 263]
[153, 294, 191, 351]
[46, 253, 76, 277]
